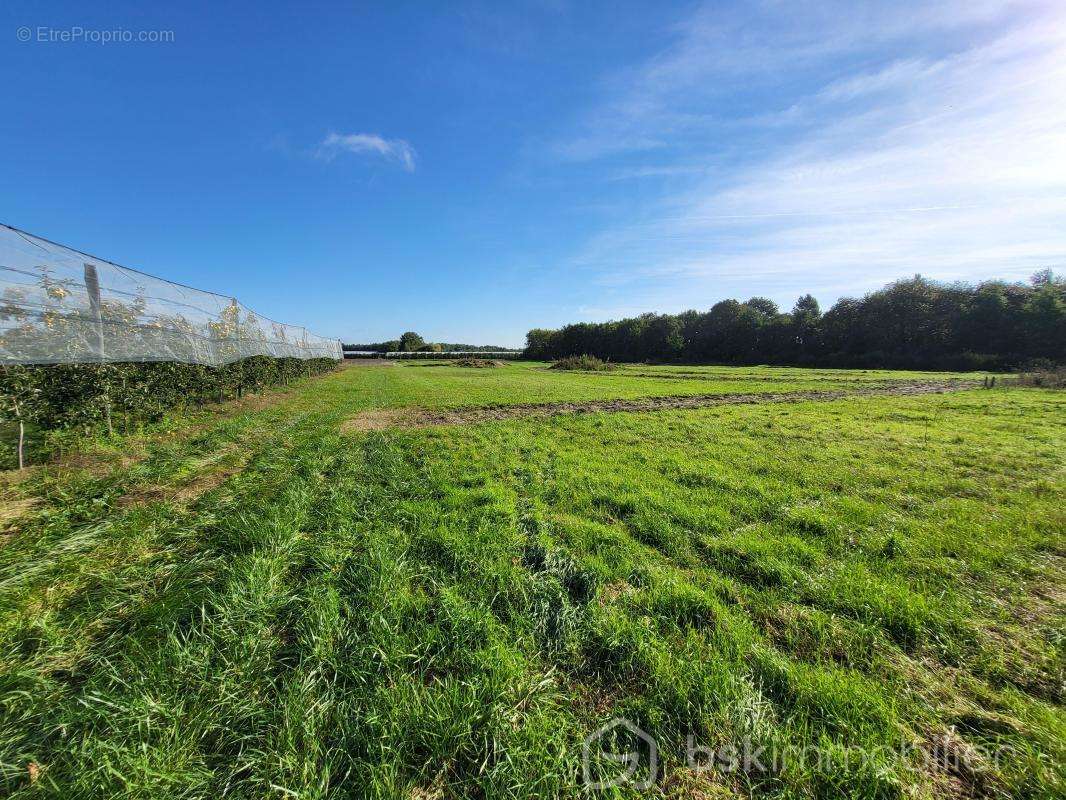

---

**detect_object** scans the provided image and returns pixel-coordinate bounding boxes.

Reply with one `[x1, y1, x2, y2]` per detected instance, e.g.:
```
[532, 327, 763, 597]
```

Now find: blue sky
[3, 1, 1065, 346]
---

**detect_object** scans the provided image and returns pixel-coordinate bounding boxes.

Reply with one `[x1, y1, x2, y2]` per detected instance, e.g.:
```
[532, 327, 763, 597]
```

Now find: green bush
[548, 354, 616, 371]
[453, 358, 500, 368]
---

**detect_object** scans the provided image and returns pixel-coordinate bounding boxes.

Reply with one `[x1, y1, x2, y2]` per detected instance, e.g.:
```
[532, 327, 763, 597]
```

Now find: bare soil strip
[597, 370, 946, 384]
[115, 444, 255, 510]
[342, 380, 977, 432]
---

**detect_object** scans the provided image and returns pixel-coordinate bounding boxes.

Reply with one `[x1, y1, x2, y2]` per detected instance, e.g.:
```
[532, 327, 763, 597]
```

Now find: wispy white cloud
[316, 132, 417, 171]
[606, 164, 708, 182]
[550, 1, 1037, 163]
[552, 0, 1066, 316]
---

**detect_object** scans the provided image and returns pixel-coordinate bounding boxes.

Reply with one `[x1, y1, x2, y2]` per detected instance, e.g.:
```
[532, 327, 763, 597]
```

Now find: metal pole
[84, 263, 112, 434]
[233, 299, 243, 398]
[84, 263, 104, 357]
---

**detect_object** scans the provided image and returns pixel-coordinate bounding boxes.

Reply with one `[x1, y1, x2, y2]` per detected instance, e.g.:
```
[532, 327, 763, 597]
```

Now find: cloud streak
[550, 0, 1066, 316]
[316, 132, 417, 171]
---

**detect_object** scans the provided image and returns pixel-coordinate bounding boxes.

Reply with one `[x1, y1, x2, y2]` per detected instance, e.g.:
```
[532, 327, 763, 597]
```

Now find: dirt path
[342, 380, 978, 432]
[596, 370, 948, 384]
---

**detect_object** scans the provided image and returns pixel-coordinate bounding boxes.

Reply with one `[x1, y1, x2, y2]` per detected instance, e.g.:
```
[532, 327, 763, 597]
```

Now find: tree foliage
[524, 274, 1066, 369]
[398, 331, 425, 352]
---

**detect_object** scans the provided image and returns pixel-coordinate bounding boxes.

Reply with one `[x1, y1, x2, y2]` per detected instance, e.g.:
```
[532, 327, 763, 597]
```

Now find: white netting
[0, 224, 342, 365]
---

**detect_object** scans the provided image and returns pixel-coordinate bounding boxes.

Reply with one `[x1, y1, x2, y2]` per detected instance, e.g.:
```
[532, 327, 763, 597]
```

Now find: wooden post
[84, 263, 113, 435]
[14, 396, 24, 470]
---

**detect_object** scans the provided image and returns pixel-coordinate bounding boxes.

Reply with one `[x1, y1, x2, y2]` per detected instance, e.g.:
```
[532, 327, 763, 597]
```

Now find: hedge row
[0, 357, 338, 467]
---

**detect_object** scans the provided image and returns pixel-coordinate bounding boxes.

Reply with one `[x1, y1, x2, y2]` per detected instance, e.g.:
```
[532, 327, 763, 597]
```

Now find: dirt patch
[342, 408, 412, 432]
[658, 766, 738, 800]
[341, 381, 977, 433]
[0, 496, 39, 532]
[1, 496, 41, 546]
[1028, 580, 1066, 621]
[0, 466, 44, 489]
[920, 728, 995, 799]
[600, 580, 635, 604]
[1010, 554, 1066, 629]
[116, 449, 253, 510]
[116, 467, 240, 509]
[55, 450, 143, 478]
[409, 775, 445, 800]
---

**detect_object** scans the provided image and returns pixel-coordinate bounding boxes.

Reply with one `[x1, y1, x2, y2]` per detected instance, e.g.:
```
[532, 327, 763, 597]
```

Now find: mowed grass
[0, 362, 1061, 799]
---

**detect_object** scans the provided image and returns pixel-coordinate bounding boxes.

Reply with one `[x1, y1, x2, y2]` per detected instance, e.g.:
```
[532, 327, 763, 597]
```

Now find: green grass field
[0, 362, 1062, 799]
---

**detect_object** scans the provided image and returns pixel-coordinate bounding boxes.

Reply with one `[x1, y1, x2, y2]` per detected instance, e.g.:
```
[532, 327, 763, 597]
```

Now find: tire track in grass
[0, 417, 337, 798]
[251, 437, 379, 799]
[0, 412, 315, 720]
[0, 425, 308, 795]
[0, 426, 267, 591]
[297, 436, 583, 799]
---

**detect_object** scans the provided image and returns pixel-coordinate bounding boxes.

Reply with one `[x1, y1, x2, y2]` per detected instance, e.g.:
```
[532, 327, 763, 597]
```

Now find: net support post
[84, 263, 113, 434]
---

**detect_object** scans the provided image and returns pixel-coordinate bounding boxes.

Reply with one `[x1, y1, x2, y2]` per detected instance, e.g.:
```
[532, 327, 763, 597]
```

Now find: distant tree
[641, 314, 684, 361]
[745, 297, 779, 319]
[702, 300, 751, 361]
[1023, 280, 1066, 358]
[349, 338, 516, 354]
[524, 328, 556, 360]
[436, 342, 516, 352]
[960, 283, 1011, 355]
[792, 294, 820, 320]
[787, 294, 821, 360]
[1030, 268, 1057, 287]
[399, 331, 425, 352]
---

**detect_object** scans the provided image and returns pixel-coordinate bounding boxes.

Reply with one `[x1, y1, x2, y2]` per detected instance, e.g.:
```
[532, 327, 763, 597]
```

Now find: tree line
[524, 272, 1065, 370]
[344, 331, 516, 353]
